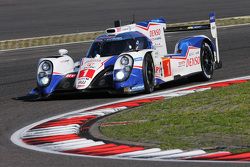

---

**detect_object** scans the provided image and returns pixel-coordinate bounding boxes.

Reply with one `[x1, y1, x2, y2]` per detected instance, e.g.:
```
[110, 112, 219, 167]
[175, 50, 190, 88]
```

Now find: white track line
[39, 139, 95, 150]
[37, 138, 88, 147]
[28, 124, 80, 132]
[41, 141, 104, 151]
[22, 130, 79, 139]
[113, 148, 162, 157]
[61, 107, 127, 119]
[153, 150, 206, 159]
[130, 149, 184, 158]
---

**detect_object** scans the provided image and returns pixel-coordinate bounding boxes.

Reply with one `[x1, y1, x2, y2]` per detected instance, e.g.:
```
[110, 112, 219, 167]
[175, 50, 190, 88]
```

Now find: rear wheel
[198, 42, 214, 81]
[143, 53, 155, 93]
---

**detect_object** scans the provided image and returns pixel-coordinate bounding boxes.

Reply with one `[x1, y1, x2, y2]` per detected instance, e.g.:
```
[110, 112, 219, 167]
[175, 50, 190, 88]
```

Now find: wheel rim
[202, 46, 213, 76]
[146, 59, 154, 85]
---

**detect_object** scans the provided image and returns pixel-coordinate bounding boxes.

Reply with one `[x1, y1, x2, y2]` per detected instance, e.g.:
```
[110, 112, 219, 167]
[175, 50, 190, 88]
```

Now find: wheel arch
[145, 50, 157, 66]
[202, 38, 215, 62]
[175, 36, 215, 60]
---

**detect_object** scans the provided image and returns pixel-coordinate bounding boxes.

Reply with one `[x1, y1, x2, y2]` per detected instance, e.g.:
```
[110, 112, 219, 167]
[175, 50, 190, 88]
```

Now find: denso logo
[186, 56, 200, 67]
[150, 29, 161, 37]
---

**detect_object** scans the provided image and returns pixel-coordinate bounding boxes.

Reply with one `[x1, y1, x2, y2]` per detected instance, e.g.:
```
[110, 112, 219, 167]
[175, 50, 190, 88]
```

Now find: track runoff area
[9, 15, 250, 163]
[11, 76, 250, 162]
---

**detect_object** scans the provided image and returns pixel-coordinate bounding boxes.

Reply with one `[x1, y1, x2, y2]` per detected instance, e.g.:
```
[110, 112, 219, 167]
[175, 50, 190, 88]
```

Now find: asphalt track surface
[0, 25, 250, 167]
[1, 0, 250, 40]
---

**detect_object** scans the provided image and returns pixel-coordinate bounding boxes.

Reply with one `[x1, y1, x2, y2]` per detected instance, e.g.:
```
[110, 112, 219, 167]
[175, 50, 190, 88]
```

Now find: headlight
[124, 66, 131, 72]
[114, 55, 133, 82]
[37, 61, 53, 86]
[116, 71, 125, 80]
[38, 72, 46, 78]
[40, 76, 50, 85]
[120, 56, 129, 65]
[42, 62, 51, 71]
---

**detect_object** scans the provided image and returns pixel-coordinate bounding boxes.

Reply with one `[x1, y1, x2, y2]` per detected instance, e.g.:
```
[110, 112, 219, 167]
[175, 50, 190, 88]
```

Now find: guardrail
[0, 16, 250, 51]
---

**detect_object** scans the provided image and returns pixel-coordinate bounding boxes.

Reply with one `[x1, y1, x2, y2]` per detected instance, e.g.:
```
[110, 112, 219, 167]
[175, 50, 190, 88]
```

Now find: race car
[29, 12, 222, 98]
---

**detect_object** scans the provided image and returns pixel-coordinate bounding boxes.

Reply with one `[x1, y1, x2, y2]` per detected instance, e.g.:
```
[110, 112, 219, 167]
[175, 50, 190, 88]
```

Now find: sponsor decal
[78, 70, 85, 78]
[78, 69, 95, 78]
[134, 57, 143, 61]
[155, 66, 162, 78]
[170, 46, 199, 60]
[116, 27, 121, 32]
[84, 59, 102, 63]
[178, 61, 185, 67]
[104, 71, 113, 76]
[150, 28, 161, 37]
[60, 59, 70, 63]
[106, 37, 123, 41]
[84, 62, 96, 69]
[131, 85, 144, 91]
[65, 74, 76, 78]
[151, 37, 162, 41]
[77, 77, 90, 87]
[189, 50, 199, 57]
[53, 72, 61, 75]
[186, 56, 200, 67]
[162, 58, 171, 77]
[78, 80, 86, 85]
[155, 66, 161, 73]
[121, 26, 131, 32]
[153, 42, 163, 47]
[209, 13, 216, 23]
[133, 65, 142, 69]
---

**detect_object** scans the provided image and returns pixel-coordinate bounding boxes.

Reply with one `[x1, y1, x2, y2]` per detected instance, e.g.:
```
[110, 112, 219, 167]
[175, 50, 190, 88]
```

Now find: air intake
[114, 20, 121, 27]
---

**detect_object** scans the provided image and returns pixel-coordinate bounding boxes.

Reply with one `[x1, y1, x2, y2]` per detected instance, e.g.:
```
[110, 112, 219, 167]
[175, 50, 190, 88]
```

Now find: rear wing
[166, 12, 221, 67]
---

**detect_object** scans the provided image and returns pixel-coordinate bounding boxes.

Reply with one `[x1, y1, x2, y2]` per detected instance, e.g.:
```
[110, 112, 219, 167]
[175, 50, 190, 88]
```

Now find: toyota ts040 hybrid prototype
[29, 12, 222, 98]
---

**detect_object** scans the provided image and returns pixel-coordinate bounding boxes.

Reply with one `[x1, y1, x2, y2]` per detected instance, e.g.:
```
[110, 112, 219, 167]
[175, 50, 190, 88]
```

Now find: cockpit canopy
[86, 32, 152, 58]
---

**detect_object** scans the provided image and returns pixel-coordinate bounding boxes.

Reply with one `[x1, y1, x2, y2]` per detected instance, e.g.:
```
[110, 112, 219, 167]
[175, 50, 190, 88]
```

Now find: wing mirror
[95, 54, 101, 59]
[58, 49, 69, 56]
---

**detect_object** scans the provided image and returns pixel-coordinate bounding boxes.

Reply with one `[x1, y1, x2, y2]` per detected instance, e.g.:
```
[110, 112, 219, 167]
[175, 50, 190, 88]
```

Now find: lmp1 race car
[29, 12, 222, 98]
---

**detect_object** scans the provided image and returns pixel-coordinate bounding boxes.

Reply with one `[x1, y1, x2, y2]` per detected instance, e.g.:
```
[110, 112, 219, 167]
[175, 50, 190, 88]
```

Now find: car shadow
[13, 91, 137, 102]
[13, 77, 206, 102]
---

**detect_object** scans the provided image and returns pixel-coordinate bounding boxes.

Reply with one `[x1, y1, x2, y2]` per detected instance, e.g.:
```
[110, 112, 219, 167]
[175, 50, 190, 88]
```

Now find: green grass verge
[100, 81, 250, 153]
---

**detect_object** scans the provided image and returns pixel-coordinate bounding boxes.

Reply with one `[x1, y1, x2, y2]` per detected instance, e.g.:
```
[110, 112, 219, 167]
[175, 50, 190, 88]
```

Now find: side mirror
[74, 61, 80, 68]
[95, 54, 101, 59]
[74, 61, 80, 72]
[58, 49, 69, 56]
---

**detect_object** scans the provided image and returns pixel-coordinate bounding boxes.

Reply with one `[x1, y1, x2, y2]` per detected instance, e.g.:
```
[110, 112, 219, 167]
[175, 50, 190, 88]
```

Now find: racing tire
[197, 42, 214, 81]
[143, 53, 155, 93]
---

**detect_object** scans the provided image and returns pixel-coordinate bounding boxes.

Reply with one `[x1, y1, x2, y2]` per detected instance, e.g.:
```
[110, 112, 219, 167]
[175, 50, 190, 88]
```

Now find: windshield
[87, 37, 149, 58]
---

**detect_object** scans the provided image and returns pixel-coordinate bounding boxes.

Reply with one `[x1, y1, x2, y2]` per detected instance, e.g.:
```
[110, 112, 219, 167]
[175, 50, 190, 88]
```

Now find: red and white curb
[11, 76, 250, 162]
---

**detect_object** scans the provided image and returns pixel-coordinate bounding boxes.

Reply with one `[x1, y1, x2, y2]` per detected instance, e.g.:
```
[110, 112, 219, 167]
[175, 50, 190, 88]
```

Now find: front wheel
[142, 53, 155, 93]
[198, 42, 214, 81]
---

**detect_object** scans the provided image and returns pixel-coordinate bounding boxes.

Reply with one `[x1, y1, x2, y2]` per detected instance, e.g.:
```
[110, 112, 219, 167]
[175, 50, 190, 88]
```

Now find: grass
[100, 81, 250, 153]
